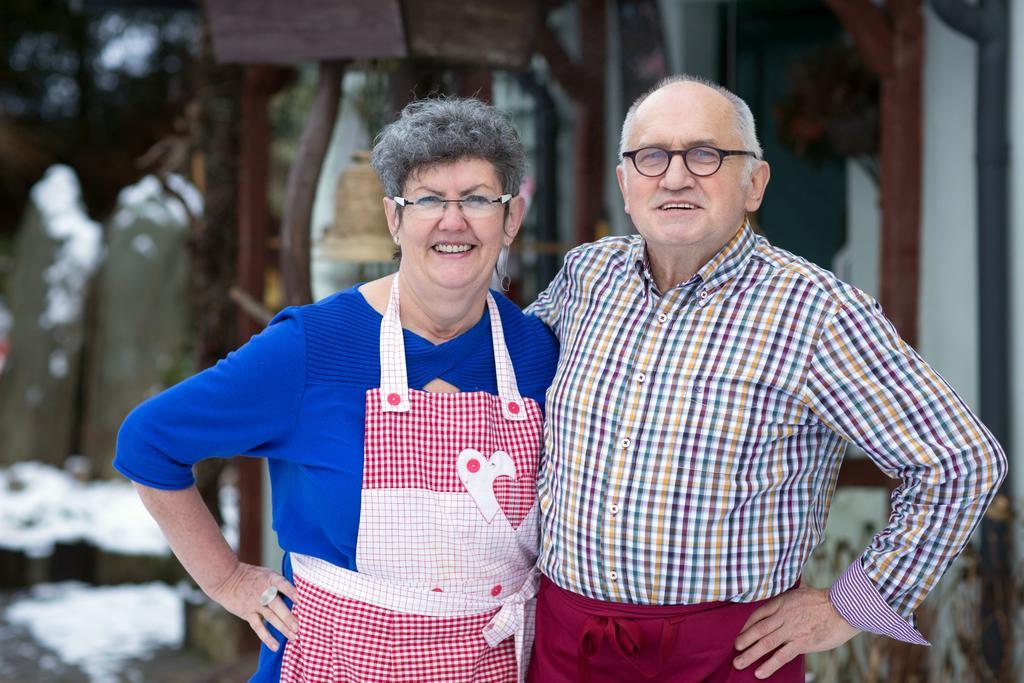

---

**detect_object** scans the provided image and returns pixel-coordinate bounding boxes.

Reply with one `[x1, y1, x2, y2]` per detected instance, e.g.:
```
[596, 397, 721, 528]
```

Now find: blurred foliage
[803, 491, 1022, 682]
[0, 0, 200, 240]
[775, 40, 880, 182]
[267, 65, 316, 219]
[803, 505, 928, 682]
[934, 497, 1021, 683]
[351, 60, 399, 144]
[265, 62, 396, 218]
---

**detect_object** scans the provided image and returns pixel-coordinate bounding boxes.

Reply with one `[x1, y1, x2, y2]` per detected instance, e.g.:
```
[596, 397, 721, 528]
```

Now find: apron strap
[379, 276, 526, 421]
[486, 294, 526, 422]
[379, 275, 410, 412]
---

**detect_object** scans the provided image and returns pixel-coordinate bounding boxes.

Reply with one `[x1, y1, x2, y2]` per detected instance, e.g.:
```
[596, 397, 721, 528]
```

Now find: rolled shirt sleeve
[802, 293, 1006, 643]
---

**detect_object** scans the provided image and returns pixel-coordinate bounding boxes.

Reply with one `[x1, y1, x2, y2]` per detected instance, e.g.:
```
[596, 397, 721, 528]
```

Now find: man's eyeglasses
[621, 146, 757, 178]
[393, 194, 512, 220]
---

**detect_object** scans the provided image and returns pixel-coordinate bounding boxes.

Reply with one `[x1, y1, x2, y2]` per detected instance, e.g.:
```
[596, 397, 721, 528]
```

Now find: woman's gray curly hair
[370, 97, 526, 198]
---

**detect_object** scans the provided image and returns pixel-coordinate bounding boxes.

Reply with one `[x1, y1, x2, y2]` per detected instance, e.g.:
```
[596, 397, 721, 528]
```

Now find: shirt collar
[694, 221, 756, 292]
[628, 237, 652, 285]
[629, 221, 757, 295]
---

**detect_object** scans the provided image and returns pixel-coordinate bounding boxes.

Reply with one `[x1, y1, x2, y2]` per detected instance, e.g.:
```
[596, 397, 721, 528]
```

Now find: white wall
[657, 0, 720, 82]
[840, 159, 880, 300]
[918, 7, 979, 408]
[1010, 0, 1024, 498]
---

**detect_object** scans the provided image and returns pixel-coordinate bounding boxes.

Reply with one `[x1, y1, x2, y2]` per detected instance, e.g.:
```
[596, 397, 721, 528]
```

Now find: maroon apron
[528, 577, 805, 683]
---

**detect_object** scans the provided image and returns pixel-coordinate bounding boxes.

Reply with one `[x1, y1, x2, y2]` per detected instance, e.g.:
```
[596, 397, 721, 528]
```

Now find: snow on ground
[0, 461, 168, 557]
[5, 581, 184, 683]
[0, 460, 240, 557]
[30, 165, 104, 330]
[0, 460, 243, 681]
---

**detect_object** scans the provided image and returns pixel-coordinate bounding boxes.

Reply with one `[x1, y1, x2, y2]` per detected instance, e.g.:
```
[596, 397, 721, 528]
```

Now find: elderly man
[525, 75, 1005, 682]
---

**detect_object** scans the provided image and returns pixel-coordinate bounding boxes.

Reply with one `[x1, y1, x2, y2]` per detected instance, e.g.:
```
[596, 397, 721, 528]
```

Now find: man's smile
[658, 202, 699, 211]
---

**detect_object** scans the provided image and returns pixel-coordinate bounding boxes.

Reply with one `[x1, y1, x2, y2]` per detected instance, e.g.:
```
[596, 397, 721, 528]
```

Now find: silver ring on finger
[259, 585, 278, 607]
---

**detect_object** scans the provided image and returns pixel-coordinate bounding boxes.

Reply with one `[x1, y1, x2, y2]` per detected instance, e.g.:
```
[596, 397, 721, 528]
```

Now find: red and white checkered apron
[281, 276, 544, 683]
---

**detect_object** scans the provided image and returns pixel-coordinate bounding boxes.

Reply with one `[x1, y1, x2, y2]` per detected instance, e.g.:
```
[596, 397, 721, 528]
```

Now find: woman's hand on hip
[132, 485, 299, 651]
[208, 561, 300, 651]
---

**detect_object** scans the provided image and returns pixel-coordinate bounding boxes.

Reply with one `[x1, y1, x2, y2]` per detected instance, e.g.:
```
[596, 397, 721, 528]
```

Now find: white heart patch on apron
[457, 448, 517, 523]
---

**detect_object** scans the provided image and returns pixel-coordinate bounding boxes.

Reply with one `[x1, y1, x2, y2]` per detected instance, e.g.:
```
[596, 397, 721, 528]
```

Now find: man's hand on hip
[732, 586, 860, 679]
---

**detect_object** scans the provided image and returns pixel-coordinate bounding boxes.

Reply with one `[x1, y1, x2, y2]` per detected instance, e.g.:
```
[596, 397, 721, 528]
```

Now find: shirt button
[609, 503, 619, 515]
[635, 372, 646, 384]
[620, 437, 631, 449]
[609, 570, 618, 581]
[657, 313, 668, 324]
[699, 289, 709, 300]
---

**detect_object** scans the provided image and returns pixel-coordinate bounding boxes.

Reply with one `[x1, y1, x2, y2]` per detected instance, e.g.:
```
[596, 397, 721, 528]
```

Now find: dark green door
[728, 1, 848, 270]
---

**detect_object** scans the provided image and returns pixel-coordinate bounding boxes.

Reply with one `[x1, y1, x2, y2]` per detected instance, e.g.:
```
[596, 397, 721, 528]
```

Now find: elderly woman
[115, 97, 557, 682]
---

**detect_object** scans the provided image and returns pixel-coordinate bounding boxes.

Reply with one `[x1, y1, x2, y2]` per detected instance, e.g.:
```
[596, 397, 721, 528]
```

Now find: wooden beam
[204, 0, 405, 64]
[825, 0, 894, 75]
[574, 0, 606, 245]
[835, 457, 896, 489]
[825, 0, 924, 347]
[457, 68, 494, 103]
[233, 63, 287, 654]
[235, 64, 287, 566]
[403, 0, 541, 69]
[536, 26, 586, 101]
[280, 61, 345, 307]
[538, 0, 606, 245]
[237, 65, 285, 329]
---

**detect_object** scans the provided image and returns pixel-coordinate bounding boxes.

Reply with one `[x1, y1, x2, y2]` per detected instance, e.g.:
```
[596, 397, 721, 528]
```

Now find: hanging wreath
[776, 41, 880, 181]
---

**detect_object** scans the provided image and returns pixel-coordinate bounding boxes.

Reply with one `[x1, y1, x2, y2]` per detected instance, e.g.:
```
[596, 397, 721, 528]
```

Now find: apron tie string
[577, 613, 686, 682]
[482, 569, 540, 683]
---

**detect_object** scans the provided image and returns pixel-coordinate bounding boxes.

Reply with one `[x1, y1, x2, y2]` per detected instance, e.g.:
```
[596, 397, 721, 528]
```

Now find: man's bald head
[618, 75, 763, 170]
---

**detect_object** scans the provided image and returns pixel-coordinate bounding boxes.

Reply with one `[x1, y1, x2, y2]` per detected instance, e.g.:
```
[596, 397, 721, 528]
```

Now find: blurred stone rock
[95, 547, 186, 585]
[0, 166, 103, 466]
[81, 175, 198, 476]
[186, 597, 243, 664]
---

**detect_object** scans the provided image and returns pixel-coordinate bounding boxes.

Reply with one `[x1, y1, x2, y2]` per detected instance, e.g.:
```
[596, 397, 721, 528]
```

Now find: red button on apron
[466, 458, 480, 473]
[490, 584, 502, 597]
[432, 587, 443, 592]
[387, 392, 401, 405]
[507, 401, 520, 414]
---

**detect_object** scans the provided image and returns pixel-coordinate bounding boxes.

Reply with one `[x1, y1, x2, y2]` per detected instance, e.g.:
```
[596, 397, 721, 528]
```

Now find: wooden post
[825, 0, 924, 347]
[234, 63, 288, 652]
[458, 68, 493, 103]
[280, 60, 346, 307]
[236, 68, 270, 573]
[537, 0, 607, 246]
[827, 8, 928, 677]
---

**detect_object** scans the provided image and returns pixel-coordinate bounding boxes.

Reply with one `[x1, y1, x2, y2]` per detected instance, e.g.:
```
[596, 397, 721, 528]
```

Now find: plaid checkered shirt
[527, 224, 1006, 644]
